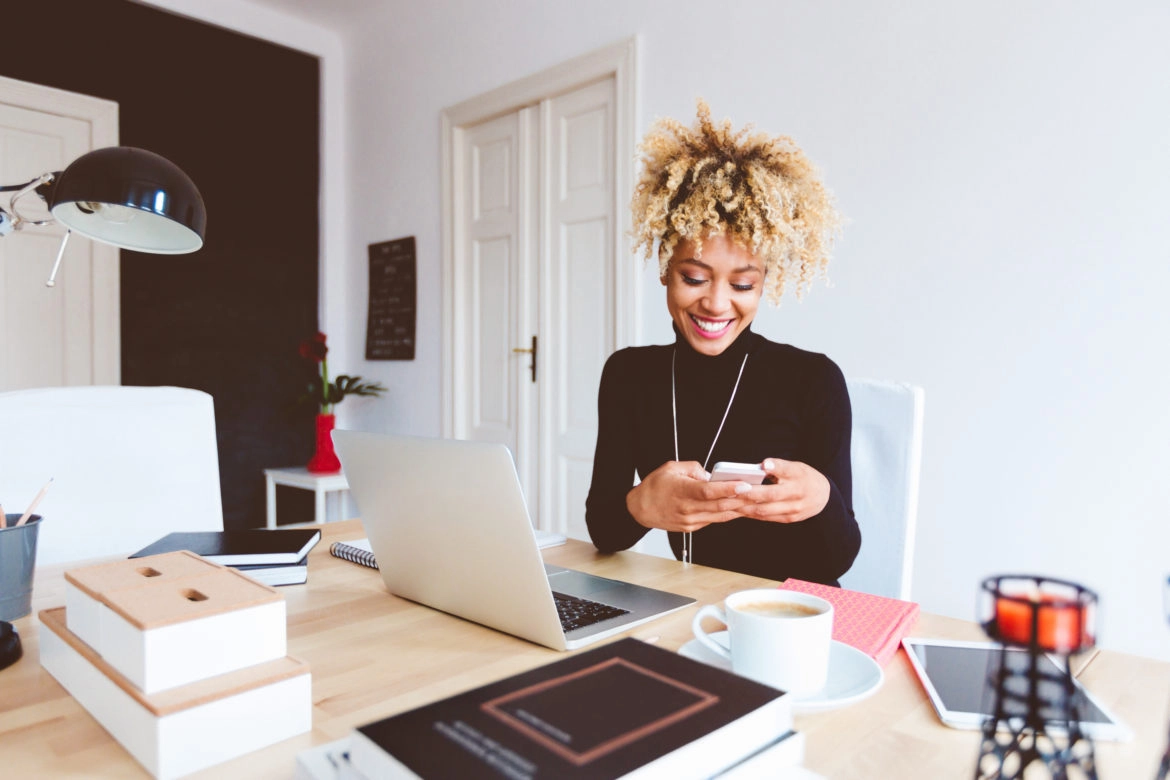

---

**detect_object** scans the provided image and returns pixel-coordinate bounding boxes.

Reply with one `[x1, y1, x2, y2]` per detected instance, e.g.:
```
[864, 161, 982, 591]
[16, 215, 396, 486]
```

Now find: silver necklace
[672, 347, 749, 564]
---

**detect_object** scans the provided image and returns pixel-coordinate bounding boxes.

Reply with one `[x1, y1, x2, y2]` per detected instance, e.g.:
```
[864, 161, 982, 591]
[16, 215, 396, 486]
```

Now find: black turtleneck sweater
[585, 326, 860, 585]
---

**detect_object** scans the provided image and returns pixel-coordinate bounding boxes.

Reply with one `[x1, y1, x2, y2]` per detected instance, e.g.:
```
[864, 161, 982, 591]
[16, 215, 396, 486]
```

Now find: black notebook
[348, 637, 791, 779]
[129, 529, 321, 566]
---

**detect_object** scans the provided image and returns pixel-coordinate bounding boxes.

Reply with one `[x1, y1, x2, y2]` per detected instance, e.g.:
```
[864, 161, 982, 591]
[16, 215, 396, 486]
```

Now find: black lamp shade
[47, 147, 206, 254]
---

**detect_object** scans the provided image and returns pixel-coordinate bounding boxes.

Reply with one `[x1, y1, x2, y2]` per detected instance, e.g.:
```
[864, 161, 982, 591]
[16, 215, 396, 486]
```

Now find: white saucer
[678, 632, 883, 714]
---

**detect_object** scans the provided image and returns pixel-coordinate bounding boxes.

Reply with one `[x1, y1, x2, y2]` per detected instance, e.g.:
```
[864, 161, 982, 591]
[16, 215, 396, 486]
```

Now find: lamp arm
[1, 172, 58, 231]
[0, 177, 44, 193]
[44, 229, 71, 287]
[0, 171, 59, 193]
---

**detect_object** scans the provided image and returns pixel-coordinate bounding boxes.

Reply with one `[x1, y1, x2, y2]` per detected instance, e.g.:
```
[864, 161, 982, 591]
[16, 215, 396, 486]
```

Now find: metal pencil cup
[0, 515, 42, 622]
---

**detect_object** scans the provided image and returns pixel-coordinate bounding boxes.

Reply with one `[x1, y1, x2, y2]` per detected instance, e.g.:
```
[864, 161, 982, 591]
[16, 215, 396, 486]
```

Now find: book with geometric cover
[349, 637, 792, 779]
[778, 579, 919, 666]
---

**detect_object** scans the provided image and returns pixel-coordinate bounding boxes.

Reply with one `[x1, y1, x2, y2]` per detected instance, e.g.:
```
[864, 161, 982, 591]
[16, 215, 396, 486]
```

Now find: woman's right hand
[625, 460, 752, 533]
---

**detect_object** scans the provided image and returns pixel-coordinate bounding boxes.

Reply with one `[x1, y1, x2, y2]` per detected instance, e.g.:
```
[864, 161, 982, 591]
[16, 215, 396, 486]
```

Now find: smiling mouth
[689, 315, 732, 338]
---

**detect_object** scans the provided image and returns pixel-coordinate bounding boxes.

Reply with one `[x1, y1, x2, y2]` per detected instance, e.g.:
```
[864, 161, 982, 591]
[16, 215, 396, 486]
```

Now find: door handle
[512, 335, 537, 383]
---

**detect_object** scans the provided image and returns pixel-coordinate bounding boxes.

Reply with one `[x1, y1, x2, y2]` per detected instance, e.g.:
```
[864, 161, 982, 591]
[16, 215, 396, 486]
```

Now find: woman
[585, 101, 859, 585]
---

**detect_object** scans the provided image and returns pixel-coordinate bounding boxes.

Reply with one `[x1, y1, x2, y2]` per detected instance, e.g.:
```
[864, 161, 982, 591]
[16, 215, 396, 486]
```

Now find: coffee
[692, 588, 834, 695]
[736, 601, 822, 618]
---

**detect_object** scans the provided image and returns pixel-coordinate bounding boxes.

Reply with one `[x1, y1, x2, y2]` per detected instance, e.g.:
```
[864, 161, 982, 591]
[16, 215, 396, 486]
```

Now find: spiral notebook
[331, 531, 568, 572]
[330, 538, 378, 569]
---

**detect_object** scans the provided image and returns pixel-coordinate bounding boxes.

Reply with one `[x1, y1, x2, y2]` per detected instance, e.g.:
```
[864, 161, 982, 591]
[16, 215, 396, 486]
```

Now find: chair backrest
[0, 386, 223, 566]
[839, 379, 924, 601]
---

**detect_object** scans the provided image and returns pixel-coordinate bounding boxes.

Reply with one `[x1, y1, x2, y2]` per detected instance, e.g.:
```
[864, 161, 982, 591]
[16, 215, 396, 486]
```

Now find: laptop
[333, 431, 694, 650]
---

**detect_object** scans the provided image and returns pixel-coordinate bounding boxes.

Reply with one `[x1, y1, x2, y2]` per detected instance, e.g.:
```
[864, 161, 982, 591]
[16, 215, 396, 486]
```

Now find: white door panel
[473, 137, 512, 218]
[0, 77, 117, 391]
[459, 111, 532, 478]
[562, 106, 606, 193]
[5, 231, 91, 388]
[471, 235, 514, 435]
[540, 78, 615, 540]
[558, 218, 609, 434]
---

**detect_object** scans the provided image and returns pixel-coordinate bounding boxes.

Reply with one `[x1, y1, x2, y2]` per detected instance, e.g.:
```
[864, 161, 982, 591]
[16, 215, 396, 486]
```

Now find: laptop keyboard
[552, 591, 630, 632]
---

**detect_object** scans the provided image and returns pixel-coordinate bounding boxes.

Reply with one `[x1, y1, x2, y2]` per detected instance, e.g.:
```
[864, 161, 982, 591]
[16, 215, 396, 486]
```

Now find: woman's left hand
[738, 458, 831, 524]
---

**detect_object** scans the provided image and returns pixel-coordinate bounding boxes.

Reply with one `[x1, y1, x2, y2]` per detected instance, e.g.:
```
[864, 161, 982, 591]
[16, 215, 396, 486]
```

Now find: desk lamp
[0, 146, 206, 285]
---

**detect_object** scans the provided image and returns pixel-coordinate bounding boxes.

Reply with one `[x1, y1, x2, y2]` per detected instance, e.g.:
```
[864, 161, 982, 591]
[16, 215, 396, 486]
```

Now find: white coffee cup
[691, 588, 833, 696]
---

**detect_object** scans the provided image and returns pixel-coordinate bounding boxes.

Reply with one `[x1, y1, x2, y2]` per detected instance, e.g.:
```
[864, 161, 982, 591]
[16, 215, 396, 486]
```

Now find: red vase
[307, 413, 341, 473]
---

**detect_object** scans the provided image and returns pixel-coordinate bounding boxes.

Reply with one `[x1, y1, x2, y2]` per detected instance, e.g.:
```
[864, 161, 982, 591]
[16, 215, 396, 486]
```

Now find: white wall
[157, 0, 1170, 661]
[339, 0, 1170, 661]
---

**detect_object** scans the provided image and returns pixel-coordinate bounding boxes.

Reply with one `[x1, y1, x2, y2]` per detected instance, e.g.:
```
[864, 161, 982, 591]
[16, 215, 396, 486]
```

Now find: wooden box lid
[64, 551, 221, 600]
[97, 567, 283, 630]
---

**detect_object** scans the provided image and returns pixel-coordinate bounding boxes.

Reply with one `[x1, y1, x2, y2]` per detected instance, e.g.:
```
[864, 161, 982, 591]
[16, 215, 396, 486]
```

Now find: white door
[537, 78, 616, 541]
[454, 108, 539, 493]
[444, 40, 637, 539]
[455, 81, 613, 540]
[0, 76, 118, 390]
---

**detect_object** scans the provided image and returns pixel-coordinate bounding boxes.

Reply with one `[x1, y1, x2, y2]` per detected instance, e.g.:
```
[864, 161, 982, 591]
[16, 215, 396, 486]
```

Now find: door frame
[440, 37, 641, 447]
[0, 75, 119, 384]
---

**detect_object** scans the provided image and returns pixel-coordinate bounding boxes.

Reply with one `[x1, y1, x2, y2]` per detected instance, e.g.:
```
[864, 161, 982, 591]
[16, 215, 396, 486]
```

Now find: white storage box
[65, 550, 221, 653]
[40, 607, 312, 780]
[64, 552, 286, 693]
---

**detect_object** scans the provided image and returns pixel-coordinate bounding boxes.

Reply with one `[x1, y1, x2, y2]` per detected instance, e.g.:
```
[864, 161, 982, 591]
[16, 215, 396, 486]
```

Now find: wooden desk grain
[1, 519, 1164, 778]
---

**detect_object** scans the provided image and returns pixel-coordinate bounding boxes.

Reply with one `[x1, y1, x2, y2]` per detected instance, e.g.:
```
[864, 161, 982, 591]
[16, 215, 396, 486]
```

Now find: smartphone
[709, 461, 767, 484]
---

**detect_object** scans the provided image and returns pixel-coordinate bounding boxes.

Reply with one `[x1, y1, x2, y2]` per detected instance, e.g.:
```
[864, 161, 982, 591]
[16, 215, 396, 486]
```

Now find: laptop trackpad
[546, 568, 686, 613]
[546, 568, 625, 599]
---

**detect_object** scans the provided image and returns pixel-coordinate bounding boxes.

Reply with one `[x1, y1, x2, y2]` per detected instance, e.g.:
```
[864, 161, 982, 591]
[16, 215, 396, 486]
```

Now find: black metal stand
[975, 575, 1098, 780]
[0, 620, 21, 671]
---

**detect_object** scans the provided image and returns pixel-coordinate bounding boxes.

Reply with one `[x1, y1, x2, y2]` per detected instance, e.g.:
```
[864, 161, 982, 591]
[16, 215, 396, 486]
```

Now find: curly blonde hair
[631, 99, 842, 304]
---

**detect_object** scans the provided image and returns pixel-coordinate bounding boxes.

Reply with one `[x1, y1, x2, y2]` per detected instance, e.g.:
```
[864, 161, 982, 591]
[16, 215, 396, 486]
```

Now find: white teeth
[692, 316, 729, 333]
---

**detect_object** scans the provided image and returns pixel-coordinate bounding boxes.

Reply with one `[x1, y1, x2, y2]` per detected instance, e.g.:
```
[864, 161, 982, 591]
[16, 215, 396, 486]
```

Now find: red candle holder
[974, 575, 1099, 780]
[981, 575, 1096, 653]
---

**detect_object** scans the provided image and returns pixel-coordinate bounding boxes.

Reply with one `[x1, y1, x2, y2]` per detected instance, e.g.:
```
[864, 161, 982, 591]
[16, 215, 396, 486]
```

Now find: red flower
[299, 332, 328, 362]
[297, 332, 386, 414]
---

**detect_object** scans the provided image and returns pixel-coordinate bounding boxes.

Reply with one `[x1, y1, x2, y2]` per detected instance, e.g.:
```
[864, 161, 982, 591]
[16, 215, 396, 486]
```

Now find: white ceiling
[241, 0, 382, 33]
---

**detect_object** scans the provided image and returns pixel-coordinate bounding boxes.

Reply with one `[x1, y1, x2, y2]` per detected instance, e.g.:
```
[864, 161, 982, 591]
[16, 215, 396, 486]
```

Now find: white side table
[263, 467, 350, 529]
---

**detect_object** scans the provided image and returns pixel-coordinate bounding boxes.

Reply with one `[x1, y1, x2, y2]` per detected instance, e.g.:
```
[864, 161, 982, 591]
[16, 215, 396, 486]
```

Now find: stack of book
[40, 550, 312, 779]
[297, 637, 815, 779]
[130, 528, 321, 586]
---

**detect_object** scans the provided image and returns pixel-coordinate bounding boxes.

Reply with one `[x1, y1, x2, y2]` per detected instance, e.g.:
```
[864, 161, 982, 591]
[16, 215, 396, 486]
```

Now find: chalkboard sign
[366, 237, 416, 360]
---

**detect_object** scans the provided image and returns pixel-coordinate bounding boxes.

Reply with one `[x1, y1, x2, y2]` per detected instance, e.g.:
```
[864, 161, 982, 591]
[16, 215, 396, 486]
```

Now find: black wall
[1, 0, 321, 528]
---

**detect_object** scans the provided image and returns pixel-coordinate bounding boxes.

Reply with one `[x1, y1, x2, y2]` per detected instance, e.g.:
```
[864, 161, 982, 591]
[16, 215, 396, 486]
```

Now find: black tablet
[902, 637, 1131, 742]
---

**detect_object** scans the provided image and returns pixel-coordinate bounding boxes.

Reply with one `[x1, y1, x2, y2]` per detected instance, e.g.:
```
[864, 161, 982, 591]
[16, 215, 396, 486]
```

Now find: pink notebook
[778, 579, 920, 666]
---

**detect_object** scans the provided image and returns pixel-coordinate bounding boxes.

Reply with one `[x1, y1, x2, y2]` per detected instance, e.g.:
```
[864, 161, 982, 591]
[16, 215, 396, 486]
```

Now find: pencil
[15, 478, 53, 527]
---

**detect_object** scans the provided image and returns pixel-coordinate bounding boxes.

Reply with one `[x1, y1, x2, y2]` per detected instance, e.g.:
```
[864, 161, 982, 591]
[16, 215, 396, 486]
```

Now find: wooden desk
[3, 520, 1167, 778]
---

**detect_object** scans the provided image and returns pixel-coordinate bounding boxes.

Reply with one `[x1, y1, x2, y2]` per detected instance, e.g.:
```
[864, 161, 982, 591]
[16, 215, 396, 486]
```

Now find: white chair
[839, 379, 925, 601]
[0, 386, 223, 566]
